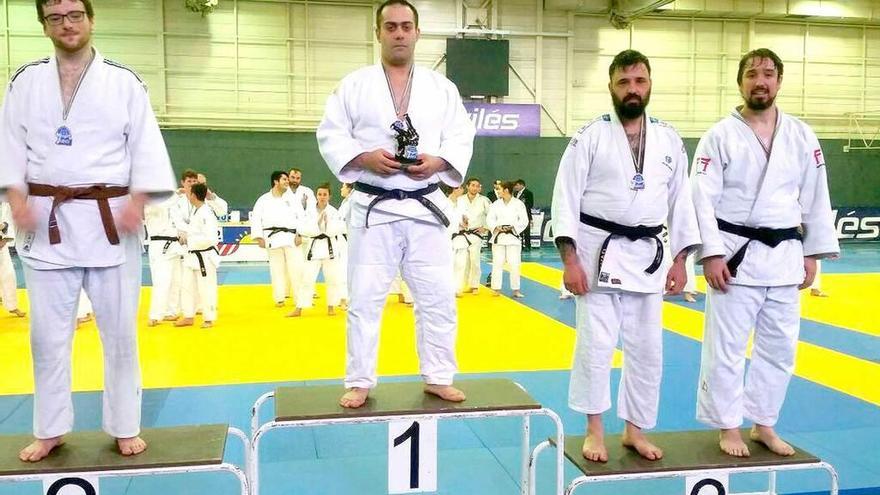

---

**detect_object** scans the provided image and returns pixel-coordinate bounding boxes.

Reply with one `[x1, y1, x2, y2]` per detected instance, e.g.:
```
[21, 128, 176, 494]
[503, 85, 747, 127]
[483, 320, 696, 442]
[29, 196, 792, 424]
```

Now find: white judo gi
[552, 111, 700, 428]
[298, 204, 345, 309]
[487, 197, 529, 292]
[205, 192, 228, 219]
[283, 185, 317, 215]
[181, 204, 220, 322]
[0, 202, 21, 313]
[692, 107, 839, 429]
[145, 196, 184, 320]
[250, 190, 306, 305]
[455, 193, 491, 291]
[0, 50, 176, 439]
[336, 196, 352, 300]
[317, 63, 475, 389]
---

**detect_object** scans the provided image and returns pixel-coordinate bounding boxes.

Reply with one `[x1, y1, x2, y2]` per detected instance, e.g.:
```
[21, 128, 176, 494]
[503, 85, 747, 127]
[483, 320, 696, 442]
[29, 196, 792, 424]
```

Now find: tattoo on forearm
[555, 237, 577, 262]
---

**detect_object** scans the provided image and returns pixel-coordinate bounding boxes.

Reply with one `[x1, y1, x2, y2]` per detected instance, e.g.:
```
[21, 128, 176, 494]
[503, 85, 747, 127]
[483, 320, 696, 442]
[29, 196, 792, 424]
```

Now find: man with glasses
[0, 0, 175, 461]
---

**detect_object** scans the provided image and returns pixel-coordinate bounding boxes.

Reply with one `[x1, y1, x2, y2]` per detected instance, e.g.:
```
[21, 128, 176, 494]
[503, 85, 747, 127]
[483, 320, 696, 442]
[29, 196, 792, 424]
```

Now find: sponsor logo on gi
[599, 272, 610, 283]
[813, 148, 824, 167]
[22, 232, 34, 252]
[611, 278, 621, 285]
[696, 157, 711, 174]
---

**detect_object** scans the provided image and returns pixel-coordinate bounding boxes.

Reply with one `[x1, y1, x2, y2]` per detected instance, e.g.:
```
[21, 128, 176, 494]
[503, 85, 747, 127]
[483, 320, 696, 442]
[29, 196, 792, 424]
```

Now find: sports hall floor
[0, 243, 878, 494]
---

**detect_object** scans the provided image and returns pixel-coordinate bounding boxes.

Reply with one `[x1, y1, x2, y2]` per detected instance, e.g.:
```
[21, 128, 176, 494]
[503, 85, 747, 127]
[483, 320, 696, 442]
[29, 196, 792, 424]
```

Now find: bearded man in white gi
[552, 50, 701, 462]
[455, 178, 491, 294]
[0, 0, 175, 461]
[317, 0, 475, 408]
[251, 171, 306, 307]
[0, 202, 26, 317]
[692, 48, 839, 457]
[284, 168, 317, 213]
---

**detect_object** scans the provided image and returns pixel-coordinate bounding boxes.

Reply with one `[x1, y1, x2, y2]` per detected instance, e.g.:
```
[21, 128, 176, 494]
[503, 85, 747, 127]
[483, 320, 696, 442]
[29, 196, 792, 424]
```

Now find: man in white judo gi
[251, 171, 306, 308]
[317, 0, 475, 408]
[487, 181, 529, 298]
[0, 0, 175, 461]
[0, 202, 26, 317]
[175, 183, 220, 328]
[455, 178, 491, 294]
[285, 168, 317, 213]
[552, 50, 701, 462]
[692, 48, 839, 457]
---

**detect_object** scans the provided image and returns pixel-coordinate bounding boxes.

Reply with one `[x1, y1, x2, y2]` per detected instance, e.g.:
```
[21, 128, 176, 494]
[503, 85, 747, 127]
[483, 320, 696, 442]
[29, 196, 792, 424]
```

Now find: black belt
[265, 226, 296, 238]
[452, 229, 481, 246]
[307, 234, 335, 261]
[150, 235, 178, 255]
[580, 213, 664, 275]
[354, 182, 448, 228]
[190, 246, 219, 277]
[492, 226, 520, 245]
[717, 218, 802, 277]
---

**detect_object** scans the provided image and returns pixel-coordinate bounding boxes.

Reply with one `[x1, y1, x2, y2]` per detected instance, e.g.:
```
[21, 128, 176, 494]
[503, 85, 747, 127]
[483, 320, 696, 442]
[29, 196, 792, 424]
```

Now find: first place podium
[249, 379, 565, 495]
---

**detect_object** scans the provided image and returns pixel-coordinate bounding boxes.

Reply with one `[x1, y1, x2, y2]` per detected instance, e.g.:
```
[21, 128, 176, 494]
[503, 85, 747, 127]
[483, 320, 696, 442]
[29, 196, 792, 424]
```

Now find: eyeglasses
[43, 10, 87, 26]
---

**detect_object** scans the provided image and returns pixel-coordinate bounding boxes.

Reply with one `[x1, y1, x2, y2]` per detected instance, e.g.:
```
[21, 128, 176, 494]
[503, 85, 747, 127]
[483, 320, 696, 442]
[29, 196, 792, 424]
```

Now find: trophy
[391, 114, 421, 167]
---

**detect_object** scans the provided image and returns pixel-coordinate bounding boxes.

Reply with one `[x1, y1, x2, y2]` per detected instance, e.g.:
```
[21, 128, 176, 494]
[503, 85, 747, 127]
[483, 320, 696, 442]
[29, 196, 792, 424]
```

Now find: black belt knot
[354, 182, 448, 228]
[190, 246, 219, 277]
[580, 213, 664, 275]
[717, 218, 802, 277]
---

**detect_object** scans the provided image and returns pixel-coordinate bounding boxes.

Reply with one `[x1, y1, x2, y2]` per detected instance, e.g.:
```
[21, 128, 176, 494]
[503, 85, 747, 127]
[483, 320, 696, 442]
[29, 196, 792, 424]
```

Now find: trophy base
[396, 156, 422, 169]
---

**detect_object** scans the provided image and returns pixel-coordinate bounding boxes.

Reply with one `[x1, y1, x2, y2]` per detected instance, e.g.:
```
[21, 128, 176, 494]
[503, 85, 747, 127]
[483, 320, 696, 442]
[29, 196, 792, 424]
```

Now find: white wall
[2, 0, 878, 137]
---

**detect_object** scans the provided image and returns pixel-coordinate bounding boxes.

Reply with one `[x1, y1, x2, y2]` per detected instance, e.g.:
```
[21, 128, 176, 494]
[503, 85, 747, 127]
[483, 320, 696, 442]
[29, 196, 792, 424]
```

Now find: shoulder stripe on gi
[9, 57, 50, 85]
[103, 59, 144, 84]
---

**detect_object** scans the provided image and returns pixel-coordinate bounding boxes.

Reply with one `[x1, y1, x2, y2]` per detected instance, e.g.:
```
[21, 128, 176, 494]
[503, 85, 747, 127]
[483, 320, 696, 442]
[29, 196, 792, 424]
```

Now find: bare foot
[424, 384, 466, 402]
[275, 301, 284, 308]
[174, 317, 194, 327]
[286, 308, 302, 318]
[162, 315, 178, 321]
[19, 437, 64, 462]
[117, 436, 147, 456]
[327, 306, 336, 316]
[147, 319, 159, 327]
[684, 292, 697, 303]
[492, 290, 501, 297]
[455, 292, 463, 298]
[581, 434, 607, 462]
[200, 321, 213, 328]
[810, 288, 828, 297]
[10, 309, 26, 317]
[719, 428, 750, 457]
[470, 287, 479, 294]
[750, 425, 795, 456]
[340, 299, 348, 309]
[76, 314, 93, 325]
[340, 387, 369, 408]
[512, 290, 524, 298]
[621, 422, 663, 460]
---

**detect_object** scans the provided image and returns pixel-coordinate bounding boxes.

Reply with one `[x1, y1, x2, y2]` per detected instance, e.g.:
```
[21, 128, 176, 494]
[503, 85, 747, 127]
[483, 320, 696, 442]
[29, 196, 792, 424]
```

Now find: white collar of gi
[51, 47, 104, 73]
[730, 105, 783, 128]
[609, 108, 652, 129]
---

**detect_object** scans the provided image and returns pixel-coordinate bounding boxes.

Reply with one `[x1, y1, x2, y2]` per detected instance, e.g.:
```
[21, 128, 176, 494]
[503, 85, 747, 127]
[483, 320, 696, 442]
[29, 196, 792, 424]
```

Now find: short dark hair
[466, 177, 481, 186]
[288, 168, 302, 175]
[737, 48, 784, 86]
[36, 0, 94, 24]
[270, 170, 288, 186]
[514, 179, 525, 186]
[316, 182, 332, 194]
[375, 0, 419, 30]
[500, 181, 515, 194]
[191, 183, 208, 202]
[181, 169, 198, 181]
[608, 49, 651, 79]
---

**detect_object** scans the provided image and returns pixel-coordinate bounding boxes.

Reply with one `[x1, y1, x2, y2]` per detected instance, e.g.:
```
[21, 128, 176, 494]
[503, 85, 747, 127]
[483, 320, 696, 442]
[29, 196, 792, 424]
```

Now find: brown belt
[27, 183, 129, 245]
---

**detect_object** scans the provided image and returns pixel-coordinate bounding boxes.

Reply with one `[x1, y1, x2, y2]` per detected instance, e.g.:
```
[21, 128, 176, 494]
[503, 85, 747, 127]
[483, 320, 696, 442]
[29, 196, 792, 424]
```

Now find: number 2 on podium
[388, 419, 437, 493]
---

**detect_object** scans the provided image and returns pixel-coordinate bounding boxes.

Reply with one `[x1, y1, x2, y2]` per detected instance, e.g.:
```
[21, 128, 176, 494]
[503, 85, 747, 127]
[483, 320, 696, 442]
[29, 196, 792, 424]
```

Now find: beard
[51, 28, 91, 54]
[744, 91, 776, 111]
[612, 91, 651, 120]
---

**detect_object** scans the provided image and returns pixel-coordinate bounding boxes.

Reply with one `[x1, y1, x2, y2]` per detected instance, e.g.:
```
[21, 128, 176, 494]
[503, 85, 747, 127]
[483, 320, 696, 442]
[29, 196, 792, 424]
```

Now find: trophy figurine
[391, 114, 421, 167]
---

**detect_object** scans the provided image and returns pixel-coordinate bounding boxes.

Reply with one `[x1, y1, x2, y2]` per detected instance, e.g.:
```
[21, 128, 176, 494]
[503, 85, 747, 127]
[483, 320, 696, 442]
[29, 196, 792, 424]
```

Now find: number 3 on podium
[388, 419, 437, 493]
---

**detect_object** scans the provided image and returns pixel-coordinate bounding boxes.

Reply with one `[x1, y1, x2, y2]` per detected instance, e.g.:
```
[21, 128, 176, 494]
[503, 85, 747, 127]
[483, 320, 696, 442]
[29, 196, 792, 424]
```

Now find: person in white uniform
[145, 195, 184, 326]
[809, 259, 827, 297]
[284, 168, 317, 214]
[682, 252, 698, 302]
[455, 178, 491, 294]
[317, 0, 475, 408]
[175, 183, 220, 328]
[168, 169, 200, 315]
[487, 181, 529, 298]
[447, 185, 472, 296]
[692, 48, 839, 457]
[0, 0, 176, 461]
[552, 50, 700, 462]
[336, 182, 353, 306]
[197, 173, 228, 220]
[0, 202, 26, 317]
[250, 171, 306, 308]
[290, 183, 345, 317]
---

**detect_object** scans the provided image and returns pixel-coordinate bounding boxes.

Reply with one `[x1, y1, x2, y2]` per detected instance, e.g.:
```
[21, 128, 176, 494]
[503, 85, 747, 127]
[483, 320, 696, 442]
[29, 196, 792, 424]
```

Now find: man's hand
[476, 227, 488, 235]
[206, 190, 216, 201]
[0, 239, 7, 249]
[118, 193, 147, 234]
[355, 150, 402, 176]
[7, 188, 36, 232]
[799, 256, 818, 290]
[665, 254, 687, 295]
[404, 154, 448, 181]
[557, 237, 588, 295]
[294, 234, 303, 247]
[178, 231, 188, 246]
[703, 256, 731, 293]
[256, 238, 266, 249]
